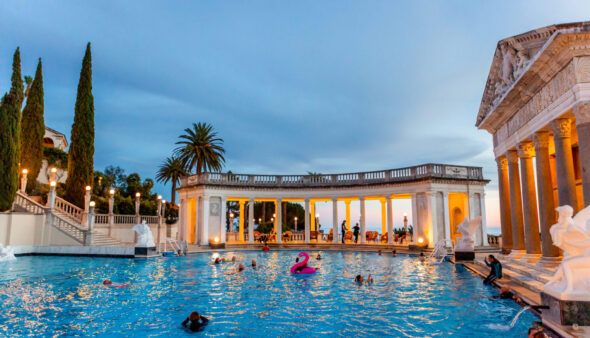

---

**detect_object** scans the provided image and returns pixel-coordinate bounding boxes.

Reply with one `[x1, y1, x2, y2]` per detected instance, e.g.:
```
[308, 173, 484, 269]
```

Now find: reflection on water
[0, 252, 537, 337]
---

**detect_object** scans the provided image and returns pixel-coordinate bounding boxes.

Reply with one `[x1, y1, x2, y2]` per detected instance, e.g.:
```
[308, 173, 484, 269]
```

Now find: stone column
[220, 197, 227, 244]
[273, 200, 278, 233]
[551, 118, 579, 211]
[345, 200, 351, 231]
[507, 150, 526, 252]
[360, 197, 366, 244]
[496, 156, 513, 251]
[517, 141, 541, 255]
[201, 196, 210, 246]
[108, 191, 114, 237]
[380, 199, 387, 235]
[533, 131, 561, 258]
[248, 198, 255, 244]
[574, 101, 590, 206]
[304, 198, 310, 244]
[479, 193, 488, 246]
[238, 200, 245, 242]
[310, 201, 315, 231]
[443, 192, 451, 246]
[386, 196, 393, 244]
[332, 198, 339, 243]
[276, 198, 282, 244]
[411, 193, 418, 243]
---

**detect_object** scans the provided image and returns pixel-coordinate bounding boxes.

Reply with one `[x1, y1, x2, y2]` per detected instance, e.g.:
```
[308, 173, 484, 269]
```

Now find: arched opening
[43, 137, 55, 148]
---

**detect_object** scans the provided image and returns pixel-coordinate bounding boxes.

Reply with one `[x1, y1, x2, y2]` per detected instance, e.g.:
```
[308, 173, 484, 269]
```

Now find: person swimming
[214, 257, 222, 264]
[102, 279, 129, 288]
[262, 243, 270, 252]
[367, 274, 374, 284]
[392, 250, 397, 256]
[231, 256, 237, 262]
[251, 259, 257, 268]
[181, 311, 209, 332]
[419, 252, 426, 262]
[238, 263, 245, 272]
[354, 275, 364, 284]
[378, 250, 382, 256]
[316, 253, 321, 260]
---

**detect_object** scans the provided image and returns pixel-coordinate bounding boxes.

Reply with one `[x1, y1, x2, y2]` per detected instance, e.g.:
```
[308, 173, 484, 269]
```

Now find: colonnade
[496, 103, 590, 259]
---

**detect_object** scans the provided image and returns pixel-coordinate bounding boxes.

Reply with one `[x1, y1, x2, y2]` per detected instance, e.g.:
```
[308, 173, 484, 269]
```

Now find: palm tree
[175, 122, 225, 175]
[156, 156, 186, 205]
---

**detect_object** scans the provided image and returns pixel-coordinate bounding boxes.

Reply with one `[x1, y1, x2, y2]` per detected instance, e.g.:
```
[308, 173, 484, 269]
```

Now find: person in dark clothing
[483, 255, 502, 285]
[341, 221, 347, 244]
[353, 223, 360, 244]
[182, 311, 209, 332]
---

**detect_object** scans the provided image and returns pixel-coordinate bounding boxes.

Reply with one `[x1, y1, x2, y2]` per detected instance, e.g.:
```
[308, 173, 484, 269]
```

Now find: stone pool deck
[461, 253, 589, 338]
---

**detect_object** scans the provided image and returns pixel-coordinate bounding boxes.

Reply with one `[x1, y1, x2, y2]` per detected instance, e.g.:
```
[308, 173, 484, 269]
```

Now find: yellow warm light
[49, 181, 57, 187]
[214, 236, 219, 243]
[162, 199, 166, 204]
[22, 169, 28, 174]
[135, 192, 141, 197]
[50, 167, 57, 173]
[89, 201, 96, 207]
[157, 195, 162, 200]
[109, 189, 115, 195]
[294, 217, 298, 220]
[418, 237, 424, 244]
[85, 185, 91, 191]
[229, 212, 234, 218]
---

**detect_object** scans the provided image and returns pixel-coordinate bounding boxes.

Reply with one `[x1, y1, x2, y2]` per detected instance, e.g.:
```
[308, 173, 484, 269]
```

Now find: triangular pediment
[476, 21, 590, 128]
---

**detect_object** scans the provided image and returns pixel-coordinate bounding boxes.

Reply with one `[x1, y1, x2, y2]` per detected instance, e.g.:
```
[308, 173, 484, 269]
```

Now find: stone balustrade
[181, 163, 485, 189]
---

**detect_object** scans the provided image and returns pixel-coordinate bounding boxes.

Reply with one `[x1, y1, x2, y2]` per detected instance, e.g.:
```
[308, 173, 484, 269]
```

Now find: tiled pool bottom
[0, 251, 537, 337]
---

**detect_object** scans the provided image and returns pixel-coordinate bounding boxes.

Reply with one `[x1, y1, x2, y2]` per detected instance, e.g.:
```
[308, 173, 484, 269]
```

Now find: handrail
[54, 196, 84, 222]
[95, 214, 160, 225]
[181, 163, 486, 189]
[50, 213, 88, 244]
[13, 192, 46, 214]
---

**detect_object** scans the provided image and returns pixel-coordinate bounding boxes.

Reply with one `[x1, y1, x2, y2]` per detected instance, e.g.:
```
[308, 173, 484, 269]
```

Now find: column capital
[496, 156, 508, 170]
[332, 197, 338, 202]
[517, 141, 535, 158]
[506, 149, 519, 163]
[573, 101, 590, 125]
[359, 196, 365, 201]
[551, 117, 573, 139]
[532, 131, 550, 149]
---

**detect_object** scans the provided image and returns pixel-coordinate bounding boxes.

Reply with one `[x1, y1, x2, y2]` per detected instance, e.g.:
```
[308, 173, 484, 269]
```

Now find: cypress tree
[20, 59, 45, 191]
[0, 48, 25, 211]
[65, 43, 94, 207]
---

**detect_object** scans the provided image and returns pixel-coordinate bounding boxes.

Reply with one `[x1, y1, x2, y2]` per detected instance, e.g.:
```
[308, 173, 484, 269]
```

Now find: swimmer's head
[189, 311, 200, 321]
[238, 264, 245, 271]
[102, 279, 112, 285]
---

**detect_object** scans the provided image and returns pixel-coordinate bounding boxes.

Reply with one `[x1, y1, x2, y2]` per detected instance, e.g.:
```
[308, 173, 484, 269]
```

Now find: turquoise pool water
[0, 251, 537, 337]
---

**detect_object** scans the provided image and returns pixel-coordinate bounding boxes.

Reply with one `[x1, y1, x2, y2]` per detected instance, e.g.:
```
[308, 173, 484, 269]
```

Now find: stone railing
[95, 214, 160, 225]
[54, 196, 84, 223]
[487, 234, 501, 246]
[181, 163, 486, 189]
[13, 192, 46, 214]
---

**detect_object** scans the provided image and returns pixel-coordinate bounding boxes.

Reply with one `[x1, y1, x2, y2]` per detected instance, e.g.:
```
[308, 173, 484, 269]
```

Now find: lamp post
[294, 216, 298, 232]
[48, 181, 57, 209]
[86, 201, 96, 246]
[108, 189, 115, 236]
[229, 212, 235, 232]
[158, 199, 165, 248]
[49, 167, 57, 182]
[135, 192, 141, 224]
[315, 213, 320, 234]
[82, 185, 91, 224]
[20, 169, 28, 193]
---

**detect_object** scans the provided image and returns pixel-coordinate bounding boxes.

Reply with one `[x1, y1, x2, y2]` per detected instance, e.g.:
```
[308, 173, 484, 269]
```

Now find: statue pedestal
[541, 291, 590, 326]
[134, 246, 158, 258]
[454, 251, 475, 261]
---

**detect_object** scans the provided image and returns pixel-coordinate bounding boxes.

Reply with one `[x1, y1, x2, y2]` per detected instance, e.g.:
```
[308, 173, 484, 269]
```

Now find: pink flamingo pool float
[290, 252, 318, 274]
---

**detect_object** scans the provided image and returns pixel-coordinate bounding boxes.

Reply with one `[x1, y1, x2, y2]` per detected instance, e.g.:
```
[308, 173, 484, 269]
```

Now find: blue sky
[1, 1, 589, 231]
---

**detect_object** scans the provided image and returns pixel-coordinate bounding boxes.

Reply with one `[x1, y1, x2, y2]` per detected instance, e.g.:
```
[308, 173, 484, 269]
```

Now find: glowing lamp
[214, 236, 220, 243]
[273, 213, 276, 218]
[109, 189, 115, 195]
[50, 167, 57, 173]
[85, 185, 91, 191]
[157, 195, 162, 200]
[135, 192, 141, 198]
[294, 217, 298, 221]
[89, 201, 96, 207]
[49, 181, 57, 187]
[418, 237, 424, 244]
[316, 213, 320, 218]
[162, 199, 166, 204]
[22, 169, 28, 174]
[229, 212, 234, 218]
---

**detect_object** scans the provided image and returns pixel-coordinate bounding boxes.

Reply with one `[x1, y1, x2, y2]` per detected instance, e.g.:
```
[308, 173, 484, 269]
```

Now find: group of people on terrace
[248, 221, 413, 244]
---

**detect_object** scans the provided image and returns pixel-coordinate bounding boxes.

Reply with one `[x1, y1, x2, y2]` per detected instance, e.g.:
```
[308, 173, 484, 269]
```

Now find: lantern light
[49, 181, 57, 187]
[109, 189, 115, 195]
[22, 169, 28, 175]
[89, 201, 96, 207]
[85, 185, 91, 191]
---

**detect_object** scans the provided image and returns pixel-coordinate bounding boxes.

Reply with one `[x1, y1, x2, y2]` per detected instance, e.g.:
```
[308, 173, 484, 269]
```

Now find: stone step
[503, 257, 558, 276]
[473, 260, 545, 293]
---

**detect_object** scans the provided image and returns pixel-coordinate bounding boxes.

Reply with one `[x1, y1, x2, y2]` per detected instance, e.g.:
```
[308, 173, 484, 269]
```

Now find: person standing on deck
[353, 223, 360, 244]
[341, 221, 347, 244]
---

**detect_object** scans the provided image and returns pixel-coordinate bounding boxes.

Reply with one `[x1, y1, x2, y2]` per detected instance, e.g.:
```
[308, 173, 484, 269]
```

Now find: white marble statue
[0, 244, 16, 261]
[544, 205, 590, 300]
[132, 220, 155, 247]
[455, 216, 481, 252]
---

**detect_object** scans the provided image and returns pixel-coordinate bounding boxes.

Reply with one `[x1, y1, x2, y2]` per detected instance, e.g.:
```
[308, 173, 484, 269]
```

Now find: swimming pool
[0, 251, 537, 337]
